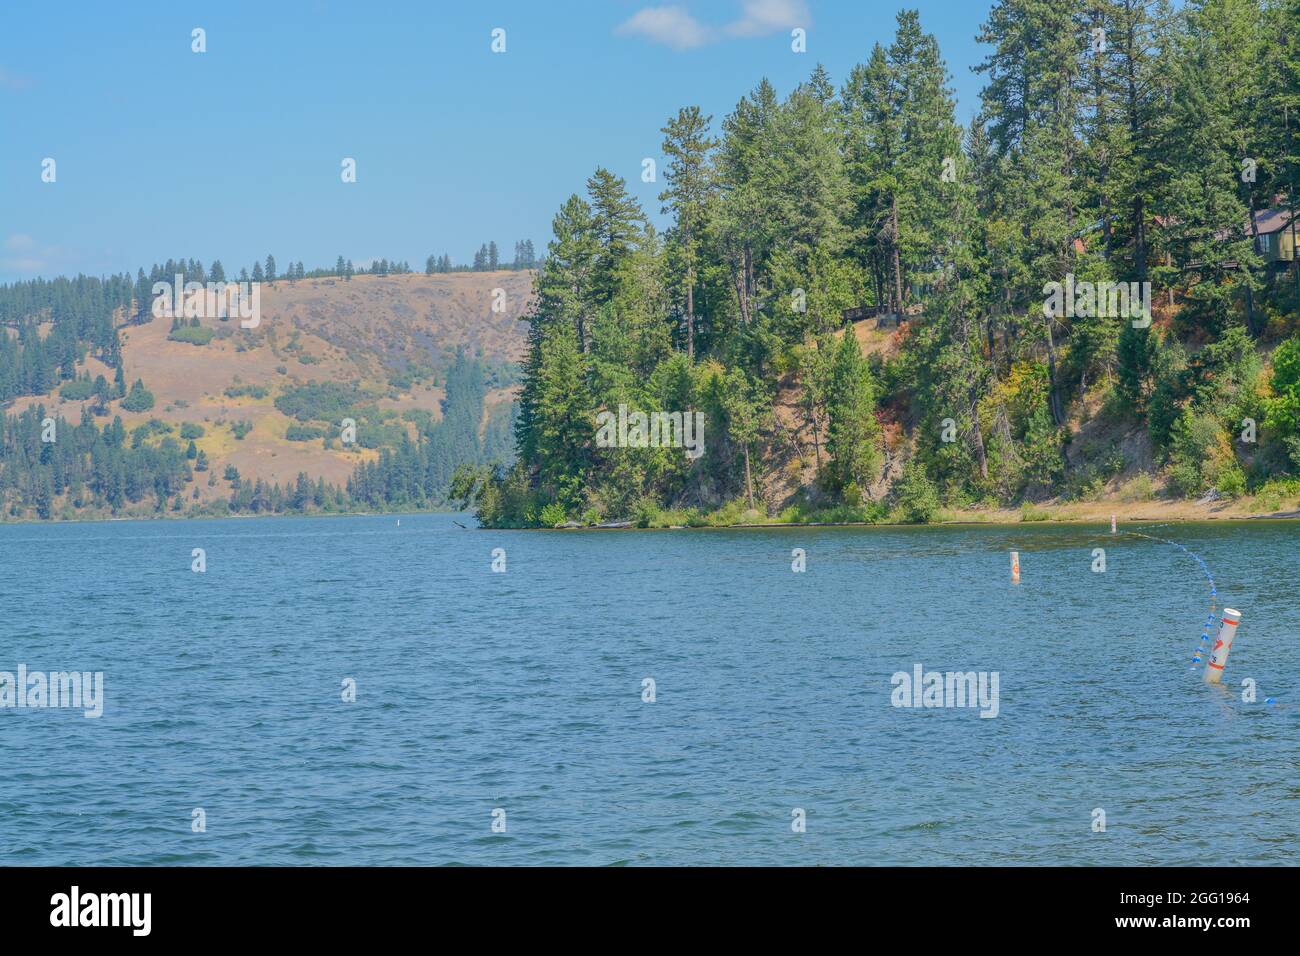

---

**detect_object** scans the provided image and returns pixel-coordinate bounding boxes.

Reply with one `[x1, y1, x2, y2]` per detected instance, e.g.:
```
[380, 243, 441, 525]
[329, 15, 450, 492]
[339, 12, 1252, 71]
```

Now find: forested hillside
[454, 0, 1300, 528]
[0, 263, 528, 520]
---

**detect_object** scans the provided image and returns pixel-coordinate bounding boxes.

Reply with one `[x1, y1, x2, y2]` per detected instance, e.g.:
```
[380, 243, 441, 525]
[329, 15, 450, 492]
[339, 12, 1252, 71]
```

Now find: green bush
[1264, 336, 1300, 438]
[223, 384, 268, 399]
[1118, 473, 1156, 502]
[1020, 502, 1051, 521]
[633, 498, 660, 529]
[893, 460, 940, 523]
[121, 379, 155, 412]
[285, 424, 325, 442]
[539, 501, 567, 527]
[842, 480, 863, 506]
[1214, 463, 1246, 498]
[60, 376, 95, 400]
[168, 325, 215, 346]
[1167, 411, 1236, 498]
[274, 381, 364, 422]
[1252, 478, 1300, 512]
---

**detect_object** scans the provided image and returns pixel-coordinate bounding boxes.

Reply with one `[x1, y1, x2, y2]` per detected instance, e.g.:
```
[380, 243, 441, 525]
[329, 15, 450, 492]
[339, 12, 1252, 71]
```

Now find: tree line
[430, 240, 538, 273]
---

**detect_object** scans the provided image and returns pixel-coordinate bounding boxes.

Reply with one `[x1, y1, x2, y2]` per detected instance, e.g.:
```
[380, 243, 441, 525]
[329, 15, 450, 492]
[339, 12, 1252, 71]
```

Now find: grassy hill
[1, 271, 533, 519]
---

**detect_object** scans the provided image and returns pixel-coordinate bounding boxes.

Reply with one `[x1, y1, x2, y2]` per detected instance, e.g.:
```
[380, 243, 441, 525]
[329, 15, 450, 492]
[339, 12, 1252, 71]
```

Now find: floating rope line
[1121, 526, 1276, 706]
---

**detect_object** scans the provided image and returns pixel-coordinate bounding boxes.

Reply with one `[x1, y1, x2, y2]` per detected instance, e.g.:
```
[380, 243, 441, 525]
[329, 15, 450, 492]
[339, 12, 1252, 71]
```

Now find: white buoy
[1111, 514, 1117, 534]
[1010, 551, 1020, 584]
[1204, 609, 1242, 684]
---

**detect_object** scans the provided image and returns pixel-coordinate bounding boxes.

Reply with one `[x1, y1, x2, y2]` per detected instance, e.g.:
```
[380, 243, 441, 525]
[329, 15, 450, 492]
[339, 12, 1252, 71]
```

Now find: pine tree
[721, 366, 766, 510]
[660, 106, 717, 359]
[824, 330, 882, 494]
[527, 323, 591, 510]
[586, 168, 647, 307]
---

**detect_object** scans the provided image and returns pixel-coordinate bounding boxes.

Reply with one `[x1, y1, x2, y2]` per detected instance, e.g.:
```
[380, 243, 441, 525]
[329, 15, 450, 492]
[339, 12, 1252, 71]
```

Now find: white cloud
[616, 1, 809, 50]
[616, 6, 711, 50]
[725, 0, 810, 38]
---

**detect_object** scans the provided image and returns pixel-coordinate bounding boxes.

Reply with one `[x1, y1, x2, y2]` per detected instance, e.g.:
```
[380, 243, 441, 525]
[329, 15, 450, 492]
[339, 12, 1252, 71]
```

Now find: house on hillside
[1248, 206, 1298, 263]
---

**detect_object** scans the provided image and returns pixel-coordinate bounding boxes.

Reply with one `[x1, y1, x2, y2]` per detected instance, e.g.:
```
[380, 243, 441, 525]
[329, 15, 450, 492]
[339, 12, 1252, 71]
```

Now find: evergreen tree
[824, 331, 882, 494]
[586, 168, 647, 307]
[660, 106, 717, 358]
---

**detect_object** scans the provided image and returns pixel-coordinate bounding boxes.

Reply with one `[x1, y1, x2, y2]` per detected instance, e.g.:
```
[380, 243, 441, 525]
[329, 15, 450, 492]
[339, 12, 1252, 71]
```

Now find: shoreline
[3, 499, 1298, 530]
[531, 497, 1300, 530]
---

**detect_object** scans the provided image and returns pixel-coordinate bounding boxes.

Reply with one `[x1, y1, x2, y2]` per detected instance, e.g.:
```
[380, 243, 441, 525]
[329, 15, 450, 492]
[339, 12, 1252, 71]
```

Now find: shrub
[274, 381, 364, 422]
[1252, 478, 1300, 512]
[168, 325, 215, 346]
[121, 379, 155, 412]
[1118, 473, 1156, 502]
[842, 481, 863, 506]
[60, 376, 94, 400]
[285, 424, 325, 442]
[1020, 502, 1051, 521]
[1165, 408, 1248, 499]
[1213, 463, 1247, 498]
[893, 460, 940, 523]
[223, 384, 268, 400]
[1264, 336, 1300, 438]
[633, 498, 661, 529]
[539, 501, 567, 527]
[707, 499, 751, 526]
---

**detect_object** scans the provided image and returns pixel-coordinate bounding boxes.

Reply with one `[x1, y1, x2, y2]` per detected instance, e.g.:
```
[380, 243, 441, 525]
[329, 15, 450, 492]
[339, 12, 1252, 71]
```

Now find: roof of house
[1250, 207, 1298, 235]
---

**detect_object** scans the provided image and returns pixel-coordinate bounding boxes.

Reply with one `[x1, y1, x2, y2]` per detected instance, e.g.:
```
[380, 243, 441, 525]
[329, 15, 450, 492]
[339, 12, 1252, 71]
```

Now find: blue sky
[1, 0, 995, 283]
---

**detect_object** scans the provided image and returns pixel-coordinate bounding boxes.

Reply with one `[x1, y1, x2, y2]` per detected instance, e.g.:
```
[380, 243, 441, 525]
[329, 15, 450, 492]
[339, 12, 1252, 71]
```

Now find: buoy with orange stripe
[1203, 609, 1242, 684]
[1010, 551, 1020, 584]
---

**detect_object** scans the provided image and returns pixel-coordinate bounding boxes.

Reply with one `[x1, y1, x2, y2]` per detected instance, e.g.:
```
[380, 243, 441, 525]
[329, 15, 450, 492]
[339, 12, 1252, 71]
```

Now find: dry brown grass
[19, 272, 532, 492]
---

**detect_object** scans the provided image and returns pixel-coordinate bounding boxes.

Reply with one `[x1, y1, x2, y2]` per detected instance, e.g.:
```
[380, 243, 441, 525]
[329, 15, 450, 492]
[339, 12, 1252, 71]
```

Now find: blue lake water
[1, 514, 1296, 865]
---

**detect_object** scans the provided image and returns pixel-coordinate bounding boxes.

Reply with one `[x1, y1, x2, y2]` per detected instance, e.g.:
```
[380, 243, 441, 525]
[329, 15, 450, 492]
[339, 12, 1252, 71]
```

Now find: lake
[1, 514, 1296, 865]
